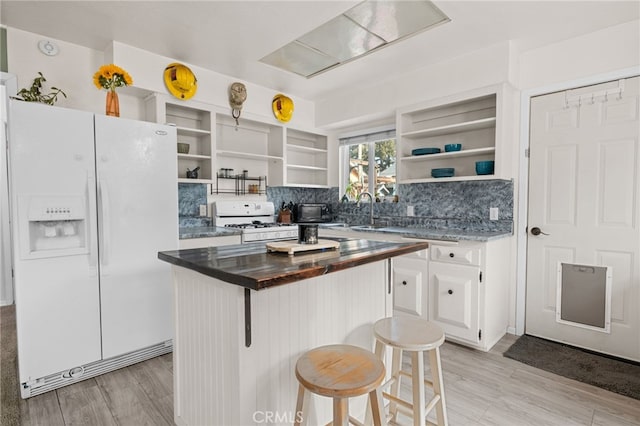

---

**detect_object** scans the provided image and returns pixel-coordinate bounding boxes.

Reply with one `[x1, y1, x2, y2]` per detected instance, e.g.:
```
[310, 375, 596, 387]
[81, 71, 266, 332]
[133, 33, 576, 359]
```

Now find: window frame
[339, 125, 396, 201]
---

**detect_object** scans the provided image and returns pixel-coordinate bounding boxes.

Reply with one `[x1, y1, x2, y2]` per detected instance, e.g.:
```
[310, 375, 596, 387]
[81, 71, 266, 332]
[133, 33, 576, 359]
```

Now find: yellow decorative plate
[164, 63, 197, 100]
[272, 94, 294, 122]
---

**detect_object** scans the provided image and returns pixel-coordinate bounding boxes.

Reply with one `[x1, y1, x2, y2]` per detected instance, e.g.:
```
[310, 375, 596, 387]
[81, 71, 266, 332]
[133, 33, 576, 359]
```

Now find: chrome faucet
[356, 191, 375, 225]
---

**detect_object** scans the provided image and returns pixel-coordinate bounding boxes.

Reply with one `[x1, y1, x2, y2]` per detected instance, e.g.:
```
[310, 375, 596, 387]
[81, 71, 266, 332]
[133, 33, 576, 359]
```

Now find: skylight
[260, 0, 450, 78]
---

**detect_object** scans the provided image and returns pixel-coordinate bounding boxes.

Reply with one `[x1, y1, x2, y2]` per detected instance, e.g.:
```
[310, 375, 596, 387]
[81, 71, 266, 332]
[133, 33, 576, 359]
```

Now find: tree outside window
[343, 138, 396, 201]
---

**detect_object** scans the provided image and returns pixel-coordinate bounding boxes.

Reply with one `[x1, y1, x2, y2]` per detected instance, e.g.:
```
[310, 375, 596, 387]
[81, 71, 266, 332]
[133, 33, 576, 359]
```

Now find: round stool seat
[295, 344, 385, 399]
[374, 316, 445, 351]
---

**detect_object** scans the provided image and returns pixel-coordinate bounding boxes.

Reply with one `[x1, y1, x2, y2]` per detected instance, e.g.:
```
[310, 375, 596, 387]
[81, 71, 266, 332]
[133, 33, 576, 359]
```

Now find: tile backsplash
[178, 183, 211, 227]
[267, 179, 513, 233]
[179, 179, 513, 233]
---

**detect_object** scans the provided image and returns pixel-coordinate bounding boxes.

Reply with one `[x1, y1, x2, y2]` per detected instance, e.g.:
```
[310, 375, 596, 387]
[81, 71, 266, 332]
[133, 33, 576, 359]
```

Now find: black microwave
[294, 203, 331, 223]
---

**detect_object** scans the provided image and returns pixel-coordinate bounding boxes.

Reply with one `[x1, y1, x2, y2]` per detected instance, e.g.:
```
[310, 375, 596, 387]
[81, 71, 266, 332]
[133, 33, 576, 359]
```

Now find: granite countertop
[179, 223, 511, 242]
[158, 238, 429, 290]
[319, 223, 511, 242]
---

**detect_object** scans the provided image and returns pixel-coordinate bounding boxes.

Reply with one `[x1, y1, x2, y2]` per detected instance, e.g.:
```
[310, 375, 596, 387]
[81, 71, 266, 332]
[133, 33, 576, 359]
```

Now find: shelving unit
[213, 174, 267, 195]
[214, 114, 283, 194]
[145, 94, 215, 183]
[285, 128, 328, 187]
[146, 94, 330, 191]
[397, 86, 508, 183]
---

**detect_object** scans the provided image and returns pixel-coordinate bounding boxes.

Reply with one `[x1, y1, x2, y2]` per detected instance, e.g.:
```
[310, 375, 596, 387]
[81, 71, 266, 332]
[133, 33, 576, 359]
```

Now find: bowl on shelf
[411, 147, 441, 156]
[431, 167, 455, 178]
[475, 160, 495, 175]
[177, 143, 190, 154]
[444, 143, 462, 152]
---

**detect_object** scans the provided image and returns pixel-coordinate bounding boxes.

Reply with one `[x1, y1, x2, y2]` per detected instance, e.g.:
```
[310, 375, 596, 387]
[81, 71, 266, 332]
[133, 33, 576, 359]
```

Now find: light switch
[407, 205, 415, 217]
[199, 205, 207, 216]
[490, 207, 499, 221]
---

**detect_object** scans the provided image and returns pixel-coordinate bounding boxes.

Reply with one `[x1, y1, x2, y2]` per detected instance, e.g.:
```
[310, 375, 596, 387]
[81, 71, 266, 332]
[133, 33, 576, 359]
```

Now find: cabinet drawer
[430, 244, 481, 266]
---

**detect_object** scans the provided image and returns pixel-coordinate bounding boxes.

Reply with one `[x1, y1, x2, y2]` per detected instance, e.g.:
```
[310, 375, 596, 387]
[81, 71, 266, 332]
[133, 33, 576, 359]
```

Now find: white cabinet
[429, 261, 480, 343]
[285, 128, 328, 187]
[428, 238, 511, 351]
[393, 255, 428, 319]
[146, 94, 215, 183]
[397, 84, 514, 183]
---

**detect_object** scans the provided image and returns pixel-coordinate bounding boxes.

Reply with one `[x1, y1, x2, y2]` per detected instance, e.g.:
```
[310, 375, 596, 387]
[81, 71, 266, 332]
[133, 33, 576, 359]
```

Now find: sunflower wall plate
[164, 63, 197, 100]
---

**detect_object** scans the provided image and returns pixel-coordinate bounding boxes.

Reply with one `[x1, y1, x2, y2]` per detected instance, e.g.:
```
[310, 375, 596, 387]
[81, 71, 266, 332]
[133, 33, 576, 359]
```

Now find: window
[339, 127, 396, 201]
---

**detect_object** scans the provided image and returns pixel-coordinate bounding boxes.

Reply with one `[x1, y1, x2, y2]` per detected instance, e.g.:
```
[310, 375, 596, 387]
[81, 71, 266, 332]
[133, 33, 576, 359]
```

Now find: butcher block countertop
[158, 238, 428, 290]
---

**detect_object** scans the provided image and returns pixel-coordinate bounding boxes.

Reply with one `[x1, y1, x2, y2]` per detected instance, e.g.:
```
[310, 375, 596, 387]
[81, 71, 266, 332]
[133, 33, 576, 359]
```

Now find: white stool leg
[428, 347, 448, 426]
[410, 351, 426, 426]
[388, 347, 402, 422]
[369, 387, 386, 426]
[294, 384, 309, 426]
[365, 339, 387, 426]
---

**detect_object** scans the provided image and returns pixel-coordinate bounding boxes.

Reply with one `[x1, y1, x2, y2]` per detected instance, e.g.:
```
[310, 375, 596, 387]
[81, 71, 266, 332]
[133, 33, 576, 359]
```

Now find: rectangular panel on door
[393, 257, 426, 317]
[94, 115, 178, 358]
[429, 262, 480, 343]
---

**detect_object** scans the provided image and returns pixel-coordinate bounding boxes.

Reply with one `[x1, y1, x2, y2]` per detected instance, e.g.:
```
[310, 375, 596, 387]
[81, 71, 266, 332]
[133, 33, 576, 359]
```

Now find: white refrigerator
[8, 100, 178, 397]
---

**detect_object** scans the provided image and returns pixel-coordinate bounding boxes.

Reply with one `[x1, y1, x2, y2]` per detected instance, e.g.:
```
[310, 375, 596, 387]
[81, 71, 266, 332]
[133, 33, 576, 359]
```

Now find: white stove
[213, 201, 298, 243]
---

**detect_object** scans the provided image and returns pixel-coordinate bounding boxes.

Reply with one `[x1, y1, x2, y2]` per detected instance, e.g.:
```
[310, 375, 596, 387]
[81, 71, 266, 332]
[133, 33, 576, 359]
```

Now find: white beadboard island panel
[172, 260, 391, 426]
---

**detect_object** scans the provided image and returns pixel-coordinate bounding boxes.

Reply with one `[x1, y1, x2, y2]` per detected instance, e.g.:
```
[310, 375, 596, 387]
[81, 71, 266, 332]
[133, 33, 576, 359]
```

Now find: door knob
[402, 281, 407, 286]
[448, 289, 453, 295]
[530, 227, 549, 236]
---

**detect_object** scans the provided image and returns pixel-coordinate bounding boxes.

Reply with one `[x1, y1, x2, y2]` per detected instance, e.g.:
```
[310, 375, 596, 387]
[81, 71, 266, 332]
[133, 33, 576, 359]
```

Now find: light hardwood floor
[12, 333, 640, 425]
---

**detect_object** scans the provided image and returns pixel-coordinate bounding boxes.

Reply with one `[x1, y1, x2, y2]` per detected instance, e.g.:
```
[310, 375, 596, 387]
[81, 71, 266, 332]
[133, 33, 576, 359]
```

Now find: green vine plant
[16, 72, 67, 105]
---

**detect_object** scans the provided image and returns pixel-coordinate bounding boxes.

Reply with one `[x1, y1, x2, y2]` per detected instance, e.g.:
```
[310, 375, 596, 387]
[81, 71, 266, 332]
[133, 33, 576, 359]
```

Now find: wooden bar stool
[294, 344, 387, 426]
[368, 317, 448, 426]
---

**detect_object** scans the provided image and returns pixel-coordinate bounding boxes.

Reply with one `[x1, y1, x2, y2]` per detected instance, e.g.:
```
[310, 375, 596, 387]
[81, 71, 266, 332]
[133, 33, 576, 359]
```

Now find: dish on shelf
[444, 143, 462, 152]
[431, 168, 454, 178]
[411, 147, 441, 156]
[475, 161, 495, 175]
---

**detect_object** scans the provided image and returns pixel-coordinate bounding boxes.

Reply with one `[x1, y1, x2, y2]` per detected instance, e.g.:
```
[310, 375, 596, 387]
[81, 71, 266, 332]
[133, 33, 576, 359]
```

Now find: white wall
[315, 42, 513, 129]
[5, 27, 147, 119]
[5, 29, 317, 128]
[519, 20, 639, 90]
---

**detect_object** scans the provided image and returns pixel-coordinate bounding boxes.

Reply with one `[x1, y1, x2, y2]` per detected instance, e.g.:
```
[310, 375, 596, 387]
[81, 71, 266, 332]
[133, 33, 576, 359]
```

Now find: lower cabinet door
[393, 256, 428, 318]
[429, 261, 480, 344]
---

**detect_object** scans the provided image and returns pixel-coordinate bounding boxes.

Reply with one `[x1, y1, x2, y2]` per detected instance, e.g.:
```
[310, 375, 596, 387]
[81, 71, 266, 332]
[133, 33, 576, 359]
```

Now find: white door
[94, 115, 177, 358]
[526, 77, 640, 361]
[9, 101, 102, 381]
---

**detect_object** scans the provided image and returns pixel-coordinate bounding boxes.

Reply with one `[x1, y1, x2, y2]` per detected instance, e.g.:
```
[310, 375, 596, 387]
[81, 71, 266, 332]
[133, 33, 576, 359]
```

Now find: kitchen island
[158, 238, 428, 426]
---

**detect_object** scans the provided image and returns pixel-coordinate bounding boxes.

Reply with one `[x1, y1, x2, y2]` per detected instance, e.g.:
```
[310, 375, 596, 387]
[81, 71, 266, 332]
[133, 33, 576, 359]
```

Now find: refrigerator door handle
[87, 172, 98, 276]
[98, 179, 111, 270]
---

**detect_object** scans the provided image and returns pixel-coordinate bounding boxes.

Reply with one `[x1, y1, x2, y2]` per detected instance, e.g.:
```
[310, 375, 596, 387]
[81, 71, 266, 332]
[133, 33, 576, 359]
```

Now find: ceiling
[1, 1, 638, 102]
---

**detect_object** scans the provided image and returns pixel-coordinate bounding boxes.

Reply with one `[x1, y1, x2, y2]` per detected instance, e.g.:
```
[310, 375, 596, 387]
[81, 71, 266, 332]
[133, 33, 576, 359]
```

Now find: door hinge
[479, 329, 482, 340]
[525, 148, 530, 158]
[479, 271, 483, 283]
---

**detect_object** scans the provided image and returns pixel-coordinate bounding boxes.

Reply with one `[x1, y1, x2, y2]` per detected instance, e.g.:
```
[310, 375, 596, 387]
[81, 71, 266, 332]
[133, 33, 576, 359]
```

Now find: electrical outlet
[407, 205, 415, 217]
[199, 204, 207, 217]
[490, 207, 499, 221]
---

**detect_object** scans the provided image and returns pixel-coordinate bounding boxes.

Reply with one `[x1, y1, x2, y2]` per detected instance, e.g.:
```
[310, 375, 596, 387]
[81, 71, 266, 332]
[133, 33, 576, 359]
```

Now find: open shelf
[401, 117, 496, 139]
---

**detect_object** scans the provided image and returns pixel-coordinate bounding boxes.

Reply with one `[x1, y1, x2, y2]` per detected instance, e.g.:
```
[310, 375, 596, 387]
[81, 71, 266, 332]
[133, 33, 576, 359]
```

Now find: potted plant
[15, 72, 66, 105]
